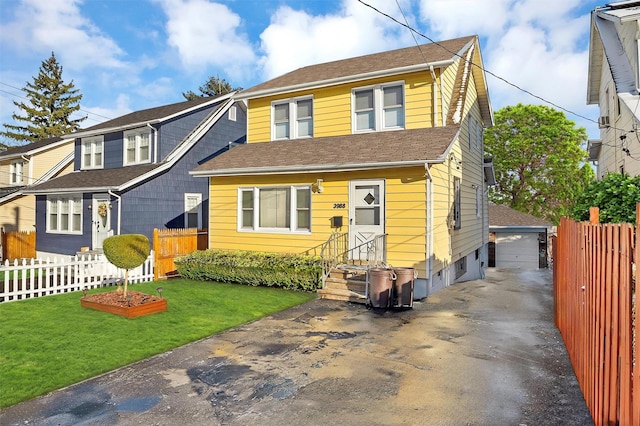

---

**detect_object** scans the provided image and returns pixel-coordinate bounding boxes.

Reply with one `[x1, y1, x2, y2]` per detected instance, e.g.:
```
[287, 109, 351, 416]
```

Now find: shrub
[175, 249, 322, 291]
[103, 234, 151, 296]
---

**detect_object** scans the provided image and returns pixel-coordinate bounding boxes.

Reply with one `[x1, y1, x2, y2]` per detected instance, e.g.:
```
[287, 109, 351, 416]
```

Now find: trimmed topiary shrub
[174, 249, 322, 291]
[103, 234, 151, 296]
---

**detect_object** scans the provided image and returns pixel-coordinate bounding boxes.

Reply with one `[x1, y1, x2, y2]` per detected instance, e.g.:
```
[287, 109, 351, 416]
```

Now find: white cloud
[155, 0, 255, 80]
[258, 0, 415, 80]
[0, 0, 125, 70]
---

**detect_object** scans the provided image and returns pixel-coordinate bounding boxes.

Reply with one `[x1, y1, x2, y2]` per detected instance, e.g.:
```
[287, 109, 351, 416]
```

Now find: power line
[361, 0, 601, 127]
[0, 81, 114, 122]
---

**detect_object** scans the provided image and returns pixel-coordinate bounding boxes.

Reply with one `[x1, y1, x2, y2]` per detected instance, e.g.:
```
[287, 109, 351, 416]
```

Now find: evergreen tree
[1, 52, 86, 144]
[182, 76, 242, 100]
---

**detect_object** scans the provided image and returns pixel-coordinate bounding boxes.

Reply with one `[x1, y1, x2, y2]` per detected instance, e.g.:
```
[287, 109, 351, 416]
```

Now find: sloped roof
[24, 164, 162, 194]
[0, 136, 73, 159]
[239, 36, 475, 97]
[191, 126, 460, 177]
[489, 204, 552, 228]
[71, 94, 231, 138]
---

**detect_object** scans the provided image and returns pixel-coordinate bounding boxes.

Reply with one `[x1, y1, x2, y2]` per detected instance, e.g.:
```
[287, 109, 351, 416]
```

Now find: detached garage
[488, 204, 552, 270]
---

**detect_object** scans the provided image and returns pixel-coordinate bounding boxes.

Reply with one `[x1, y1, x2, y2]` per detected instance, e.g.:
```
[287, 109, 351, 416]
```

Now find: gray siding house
[25, 94, 246, 257]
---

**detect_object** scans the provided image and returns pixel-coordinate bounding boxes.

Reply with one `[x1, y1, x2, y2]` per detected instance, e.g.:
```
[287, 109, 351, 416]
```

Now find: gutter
[190, 158, 447, 178]
[236, 60, 454, 100]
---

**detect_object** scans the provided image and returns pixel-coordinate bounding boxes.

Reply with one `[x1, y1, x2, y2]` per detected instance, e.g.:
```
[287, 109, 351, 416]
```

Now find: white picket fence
[0, 252, 155, 303]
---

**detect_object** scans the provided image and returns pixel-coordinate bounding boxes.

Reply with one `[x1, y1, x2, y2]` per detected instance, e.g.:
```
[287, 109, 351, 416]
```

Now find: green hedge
[174, 249, 322, 291]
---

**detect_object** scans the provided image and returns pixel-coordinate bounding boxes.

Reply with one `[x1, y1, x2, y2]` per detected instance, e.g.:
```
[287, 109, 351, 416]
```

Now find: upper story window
[238, 185, 311, 233]
[353, 82, 405, 132]
[272, 97, 313, 140]
[123, 128, 151, 166]
[81, 136, 103, 170]
[10, 161, 24, 185]
[47, 195, 82, 234]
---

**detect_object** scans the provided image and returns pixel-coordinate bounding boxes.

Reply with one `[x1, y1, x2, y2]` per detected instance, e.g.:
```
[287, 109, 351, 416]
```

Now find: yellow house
[0, 136, 74, 232]
[191, 35, 494, 299]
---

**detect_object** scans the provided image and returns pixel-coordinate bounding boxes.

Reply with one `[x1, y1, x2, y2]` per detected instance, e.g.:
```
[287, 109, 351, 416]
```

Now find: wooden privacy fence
[0, 252, 155, 303]
[553, 206, 640, 425]
[1, 229, 36, 261]
[153, 228, 207, 280]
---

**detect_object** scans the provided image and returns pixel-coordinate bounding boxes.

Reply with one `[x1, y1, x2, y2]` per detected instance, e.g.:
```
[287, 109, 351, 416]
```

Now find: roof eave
[236, 60, 454, 100]
[191, 159, 445, 178]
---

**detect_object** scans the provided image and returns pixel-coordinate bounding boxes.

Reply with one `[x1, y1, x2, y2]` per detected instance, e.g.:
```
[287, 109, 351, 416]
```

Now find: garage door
[495, 232, 539, 269]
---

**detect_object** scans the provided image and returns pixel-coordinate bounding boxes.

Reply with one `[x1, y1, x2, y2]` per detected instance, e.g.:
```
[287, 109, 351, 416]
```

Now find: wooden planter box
[81, 295, 167, 319]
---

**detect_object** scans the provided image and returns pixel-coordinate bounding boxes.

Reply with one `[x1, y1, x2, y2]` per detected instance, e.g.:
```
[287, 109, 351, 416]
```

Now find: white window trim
[229, 105, 237, 122]
[123, 128, 152, 166]
[10, 161, 24, 185]
[237, 185, 312, 234]
[271, 96, 314, 140]
[184, 193, 202, 229]
[352, 81, 405, 133]
[46, 195, 83, 234]
[81, 136, 104, 170]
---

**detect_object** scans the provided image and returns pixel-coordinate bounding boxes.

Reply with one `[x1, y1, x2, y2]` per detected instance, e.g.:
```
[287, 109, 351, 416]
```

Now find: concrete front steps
[317, 267, 368, 304]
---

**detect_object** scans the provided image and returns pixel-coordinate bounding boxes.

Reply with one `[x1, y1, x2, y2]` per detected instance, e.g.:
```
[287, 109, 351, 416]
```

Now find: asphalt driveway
[0, 268, 592, 425]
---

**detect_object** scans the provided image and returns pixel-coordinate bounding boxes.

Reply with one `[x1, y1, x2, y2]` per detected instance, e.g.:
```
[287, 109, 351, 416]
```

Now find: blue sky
[0, 0, 604, 144]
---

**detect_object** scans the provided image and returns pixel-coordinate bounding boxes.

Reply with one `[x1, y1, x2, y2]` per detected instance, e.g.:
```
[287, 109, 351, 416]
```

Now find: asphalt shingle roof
[26, 164, 162, 192]
[192, 126, 461, 176]
[239, 36, 476, 96]
[0, 136, 64, 157]
[489, 204, 552, 227]
[78, 96, 223, 134]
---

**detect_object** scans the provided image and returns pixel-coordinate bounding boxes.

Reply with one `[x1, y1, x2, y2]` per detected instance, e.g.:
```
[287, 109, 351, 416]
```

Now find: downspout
[425, 163, 433, 296]
[108, 190, 121, 235]
[430, 66, 439, 127]
[21, 155, 31, 184]
[147, 123, 158, 163]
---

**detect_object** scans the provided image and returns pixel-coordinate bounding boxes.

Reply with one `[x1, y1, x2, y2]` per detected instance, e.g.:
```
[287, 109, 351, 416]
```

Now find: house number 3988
[333, 203, 346, 209]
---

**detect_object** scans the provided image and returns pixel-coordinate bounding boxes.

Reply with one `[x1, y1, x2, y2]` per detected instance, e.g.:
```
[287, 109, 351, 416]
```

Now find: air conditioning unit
[599, 116, 610, 128]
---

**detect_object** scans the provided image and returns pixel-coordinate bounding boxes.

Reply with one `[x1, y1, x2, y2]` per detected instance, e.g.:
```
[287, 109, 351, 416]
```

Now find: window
[455, 257, 467, 279]
[10, 161, 23, 184]
[272, 97, 313, 140]
[123, 129, 151, 166]
[353, 83, 404, 132]
[453, 177, 461, 230]
[82, 136, 103, 169]
[238, 186, 311, 232]
[47, 196, 82, 233]
[185, 193, 202, 228]
[229, 105, 237, 122]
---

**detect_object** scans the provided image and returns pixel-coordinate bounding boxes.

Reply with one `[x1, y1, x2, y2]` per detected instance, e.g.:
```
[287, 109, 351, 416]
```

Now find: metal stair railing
[302, 233, 387, 289]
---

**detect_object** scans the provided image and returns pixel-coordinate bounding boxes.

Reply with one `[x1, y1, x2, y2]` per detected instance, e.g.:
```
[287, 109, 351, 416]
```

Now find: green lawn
[0, 279, 317, 409]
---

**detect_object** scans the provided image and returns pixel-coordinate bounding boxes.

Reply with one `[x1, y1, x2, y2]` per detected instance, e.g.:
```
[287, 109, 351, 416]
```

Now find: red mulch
[81, 291, 162, 308]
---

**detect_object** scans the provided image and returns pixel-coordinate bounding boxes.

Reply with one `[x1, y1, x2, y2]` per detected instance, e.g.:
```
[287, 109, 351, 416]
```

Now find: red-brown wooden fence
[153, 228, 207, 280]
[1, 229, 36, 261]
[553, 206, 640, 425]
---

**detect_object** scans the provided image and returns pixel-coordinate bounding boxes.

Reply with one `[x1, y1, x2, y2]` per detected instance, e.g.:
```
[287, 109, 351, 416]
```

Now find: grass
[0, 279, 317, 409]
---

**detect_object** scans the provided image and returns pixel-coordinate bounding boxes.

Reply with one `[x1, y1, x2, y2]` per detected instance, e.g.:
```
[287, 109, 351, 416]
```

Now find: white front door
[92, 195, 112, 250]
[349, 180, 385, 260]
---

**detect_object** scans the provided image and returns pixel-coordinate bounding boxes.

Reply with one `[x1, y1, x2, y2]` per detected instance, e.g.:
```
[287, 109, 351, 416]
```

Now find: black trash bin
[392, 267, 415, 308]
[368, 268, 395, 309]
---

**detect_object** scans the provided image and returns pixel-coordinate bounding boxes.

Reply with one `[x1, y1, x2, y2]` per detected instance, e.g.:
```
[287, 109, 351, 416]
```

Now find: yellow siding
[31, 142, 74, 183]
[246, 71, 437, 143]
[440, 56, 460, 123]
[208, 167, 428, 273]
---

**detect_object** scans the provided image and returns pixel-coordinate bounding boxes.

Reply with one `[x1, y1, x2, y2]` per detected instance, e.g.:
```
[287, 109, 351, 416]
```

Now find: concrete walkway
[0, 268, 592, 425]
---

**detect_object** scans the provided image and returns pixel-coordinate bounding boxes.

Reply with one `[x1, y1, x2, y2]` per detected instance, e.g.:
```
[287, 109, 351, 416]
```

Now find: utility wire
[361, 0, 603, 128]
